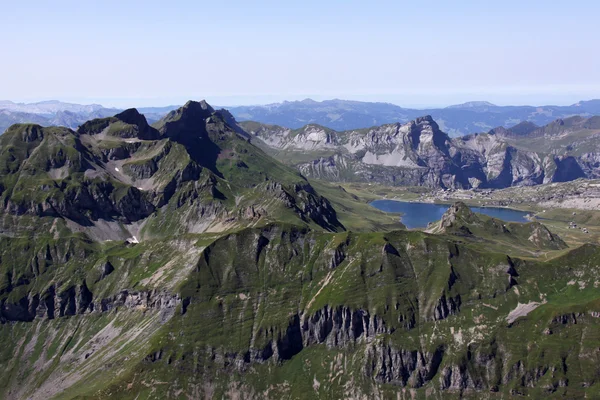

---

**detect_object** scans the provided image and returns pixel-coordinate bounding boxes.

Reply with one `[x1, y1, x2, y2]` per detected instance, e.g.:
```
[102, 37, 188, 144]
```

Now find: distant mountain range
[0, 100, 120, 135]
[241, 114, 600, 189]
[2, 98, 600, 137]
[228, 98, 600, 136]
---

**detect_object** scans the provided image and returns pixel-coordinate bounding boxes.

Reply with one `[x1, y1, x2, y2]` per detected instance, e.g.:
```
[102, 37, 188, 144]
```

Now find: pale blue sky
[2, 0, 599, 108]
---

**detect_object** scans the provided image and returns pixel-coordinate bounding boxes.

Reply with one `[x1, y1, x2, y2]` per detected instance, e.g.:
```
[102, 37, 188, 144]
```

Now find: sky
[2, 0, 600, 108]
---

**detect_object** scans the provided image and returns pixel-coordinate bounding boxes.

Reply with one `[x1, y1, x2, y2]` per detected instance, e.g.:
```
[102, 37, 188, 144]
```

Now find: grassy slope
[308, 179, 405, 232]
[38, 227, 600, 399]
[2, 206, 600, 399]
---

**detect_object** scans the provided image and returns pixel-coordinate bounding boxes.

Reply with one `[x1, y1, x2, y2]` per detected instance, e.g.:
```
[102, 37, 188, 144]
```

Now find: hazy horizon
[2, 93, 599, 111]
[3, 1, 600, 108]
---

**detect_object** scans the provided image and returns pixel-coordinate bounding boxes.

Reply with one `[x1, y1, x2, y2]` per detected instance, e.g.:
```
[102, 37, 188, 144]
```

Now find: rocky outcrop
[250, 115, 600, 189]
[432, 294, 462, 321]
[0, 285, 180, 323]
[300, 305, 390, 348]
[262, 181, 344, 231]
[365, 344, 445, 387]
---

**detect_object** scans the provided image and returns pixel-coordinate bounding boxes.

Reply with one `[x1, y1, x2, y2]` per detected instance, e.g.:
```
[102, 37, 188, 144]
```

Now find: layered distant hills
[3, 98, 600, 137]
[0, 100, 120, 136]
[227, 98, 600, 136]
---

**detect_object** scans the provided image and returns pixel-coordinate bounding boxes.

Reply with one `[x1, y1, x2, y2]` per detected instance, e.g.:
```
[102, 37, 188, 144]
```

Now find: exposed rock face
[365, 344, 444, 387]
[246, 115, 600, 189]
[437, 202, 478, 233]
[300, 305, 390, 348]
[0, 285, 179, 323]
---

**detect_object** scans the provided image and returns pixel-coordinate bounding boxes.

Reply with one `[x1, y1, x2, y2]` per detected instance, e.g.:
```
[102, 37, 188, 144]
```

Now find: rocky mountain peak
[114, 108, 160, 140]
[405, 115, 448, 152]
[429, 202, 479, 235]
[114, 108, 150, 129]
[414, 115, 435, 125]
[489, 121, 538, 137]
[508, 121, 538, 136]
[76, 108, 159, 140]
[441, 202, 477, 224]
[155, 100, 217, 139]
[183, 99, 214, 114]
[409, 115, 443, 135]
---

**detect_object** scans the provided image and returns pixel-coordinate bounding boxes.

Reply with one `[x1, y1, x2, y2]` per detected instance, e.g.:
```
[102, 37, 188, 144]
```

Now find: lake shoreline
[370, 199, 531, 229]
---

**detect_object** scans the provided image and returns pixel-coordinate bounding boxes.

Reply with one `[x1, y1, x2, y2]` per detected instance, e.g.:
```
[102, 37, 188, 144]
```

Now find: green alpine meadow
[0, 101, 599, 399]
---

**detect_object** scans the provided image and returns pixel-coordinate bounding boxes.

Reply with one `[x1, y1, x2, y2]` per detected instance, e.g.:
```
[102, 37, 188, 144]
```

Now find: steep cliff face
[244, 116, 600, 189]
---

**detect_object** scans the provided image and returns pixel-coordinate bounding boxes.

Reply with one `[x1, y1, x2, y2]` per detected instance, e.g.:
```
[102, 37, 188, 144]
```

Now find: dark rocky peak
[177, 100, 215, 121]
[114, 108, 160, 140]
[155, 100, 216, 140]
[488, 126, 510, 136]
[77, 108, 159, 140]
[114, 108, 149, 130]
[154, 100, 238, 177]
[489, 121, 538, 137]
[415, 115, 436, 125]
[216, 108, 251, 139]
[508, 121, 538, 136]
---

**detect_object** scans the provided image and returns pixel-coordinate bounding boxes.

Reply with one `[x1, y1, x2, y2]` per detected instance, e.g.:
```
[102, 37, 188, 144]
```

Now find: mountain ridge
[241, 114, 600, 189]
[226, 98, 600, 136]
[4, 98, 600, 137]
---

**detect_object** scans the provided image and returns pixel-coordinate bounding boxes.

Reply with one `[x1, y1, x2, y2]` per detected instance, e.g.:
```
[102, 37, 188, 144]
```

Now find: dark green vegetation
[1, 102, 600, 399]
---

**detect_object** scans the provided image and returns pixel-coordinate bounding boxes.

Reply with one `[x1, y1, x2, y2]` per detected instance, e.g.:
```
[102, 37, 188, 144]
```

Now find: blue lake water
[370, 200, 530, 229]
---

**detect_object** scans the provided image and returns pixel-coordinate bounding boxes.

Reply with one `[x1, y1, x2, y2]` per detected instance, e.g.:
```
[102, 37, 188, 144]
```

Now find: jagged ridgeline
[0, 103, 600, 399]
[0, 100, 343, 240]
[241, 115, 599, 189]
